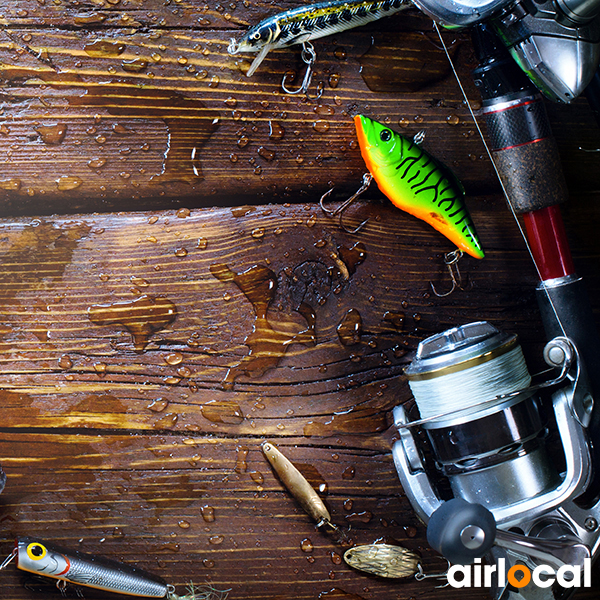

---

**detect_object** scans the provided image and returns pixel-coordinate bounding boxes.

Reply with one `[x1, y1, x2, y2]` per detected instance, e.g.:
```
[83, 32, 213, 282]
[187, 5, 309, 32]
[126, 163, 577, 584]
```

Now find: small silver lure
[228, 0, 409, 77]
[1, 537, 226, 600]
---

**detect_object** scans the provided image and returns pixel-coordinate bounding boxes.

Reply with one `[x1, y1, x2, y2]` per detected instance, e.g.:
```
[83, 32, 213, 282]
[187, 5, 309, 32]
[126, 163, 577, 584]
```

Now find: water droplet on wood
[88, 157, 107, 169]
[85, 39, 126, 57]
[383, 311, 405, 331]
[36, 123, 67, 145]
[147, 399, 169, 412]
[88, 295, 177, 352]
[250, 471, 264, 484]
[201, 401, 244, 424]
[268, 121, 285, 141]
[164, 352, 183, 366]
[201, 505, 216, 522]
[337, 309, 362, 346]
[257, 146, 275, 161]
[235, 446, 249, 473]
[313, 120, 330, 133]
[345, 510, 373, 523]
[58, 355, 73, 369]
[208, 535, 224, 545]
[342, 466, 356, 480]
[0, 179, 21, 190]
[56, 176, 82, 191]
[122, 58, 148, 72]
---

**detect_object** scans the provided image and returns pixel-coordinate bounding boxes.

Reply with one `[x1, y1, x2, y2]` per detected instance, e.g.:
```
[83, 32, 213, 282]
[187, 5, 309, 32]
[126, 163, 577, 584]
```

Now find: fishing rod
[393, 14, 600, 600]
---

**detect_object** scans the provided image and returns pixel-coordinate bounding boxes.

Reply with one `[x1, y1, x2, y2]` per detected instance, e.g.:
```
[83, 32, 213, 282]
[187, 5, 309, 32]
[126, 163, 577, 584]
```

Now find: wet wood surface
[0, 1, 599, 600]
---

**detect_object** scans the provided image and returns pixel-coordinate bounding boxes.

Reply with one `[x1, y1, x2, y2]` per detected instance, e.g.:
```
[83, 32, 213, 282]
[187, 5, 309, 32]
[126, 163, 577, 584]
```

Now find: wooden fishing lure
[354, 114, 485, 259]
[262, 441, 332, 527]
[3, 537, 223, 599]
[228, 0, 409, 76]
[343, 543, 420, 578]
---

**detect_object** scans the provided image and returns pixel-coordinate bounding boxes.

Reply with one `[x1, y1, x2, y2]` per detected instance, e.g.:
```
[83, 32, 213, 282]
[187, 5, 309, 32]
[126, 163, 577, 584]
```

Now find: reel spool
[392, 321, 594, 572]
[403, 321, 558, 510]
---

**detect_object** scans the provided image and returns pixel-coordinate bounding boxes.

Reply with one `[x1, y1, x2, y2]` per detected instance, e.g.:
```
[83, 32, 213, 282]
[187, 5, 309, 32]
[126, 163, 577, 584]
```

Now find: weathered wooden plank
[0, 198, 598, 598]
[0, 7, 598, 214]
[0, 201, 544, 436]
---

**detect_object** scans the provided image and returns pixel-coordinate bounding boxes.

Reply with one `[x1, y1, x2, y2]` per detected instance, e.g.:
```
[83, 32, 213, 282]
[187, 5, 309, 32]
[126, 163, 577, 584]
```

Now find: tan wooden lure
[262, 441, 332, 528]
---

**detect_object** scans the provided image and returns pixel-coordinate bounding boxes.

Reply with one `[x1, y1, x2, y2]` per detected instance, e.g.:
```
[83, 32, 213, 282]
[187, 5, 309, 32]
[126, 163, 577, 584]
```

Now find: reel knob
[427, 498, 496, 565]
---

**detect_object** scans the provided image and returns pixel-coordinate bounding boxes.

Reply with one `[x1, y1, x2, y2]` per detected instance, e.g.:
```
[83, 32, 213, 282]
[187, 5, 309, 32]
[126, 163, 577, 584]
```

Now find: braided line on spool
[407, 345, 532, 420]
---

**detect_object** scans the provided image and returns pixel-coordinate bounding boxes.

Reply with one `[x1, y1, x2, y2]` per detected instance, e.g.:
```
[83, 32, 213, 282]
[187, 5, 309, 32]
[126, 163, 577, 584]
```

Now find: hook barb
[281, 41, 323, 100]
[319, 173, 373, 234]
[430, 249, 463, 297]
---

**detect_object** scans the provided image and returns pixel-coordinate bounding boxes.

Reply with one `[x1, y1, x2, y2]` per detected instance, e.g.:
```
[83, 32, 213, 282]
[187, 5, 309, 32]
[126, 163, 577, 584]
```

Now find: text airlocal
[447, 558, 592, 589]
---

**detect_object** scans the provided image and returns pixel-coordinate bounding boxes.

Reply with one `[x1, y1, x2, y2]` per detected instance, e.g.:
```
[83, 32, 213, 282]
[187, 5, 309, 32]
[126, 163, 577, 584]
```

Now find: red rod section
[522, 205, 576, 281]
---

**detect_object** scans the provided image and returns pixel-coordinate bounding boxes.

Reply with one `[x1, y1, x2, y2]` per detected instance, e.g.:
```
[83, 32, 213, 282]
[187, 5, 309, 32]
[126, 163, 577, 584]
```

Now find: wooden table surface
[0, 1, 599, 599]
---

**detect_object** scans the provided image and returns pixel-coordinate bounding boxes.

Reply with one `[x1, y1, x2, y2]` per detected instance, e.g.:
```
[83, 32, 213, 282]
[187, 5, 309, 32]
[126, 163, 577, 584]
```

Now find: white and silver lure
[228, 0, 409, 77]
[1, 537, 226, 600]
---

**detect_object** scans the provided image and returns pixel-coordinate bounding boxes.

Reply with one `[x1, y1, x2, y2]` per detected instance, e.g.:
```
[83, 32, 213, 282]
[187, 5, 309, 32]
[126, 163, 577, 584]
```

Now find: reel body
[412, 0, 600, 101]
[392, 321, 599, 599]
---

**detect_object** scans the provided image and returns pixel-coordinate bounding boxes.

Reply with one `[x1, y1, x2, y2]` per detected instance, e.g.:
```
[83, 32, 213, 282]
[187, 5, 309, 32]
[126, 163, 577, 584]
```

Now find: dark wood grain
[0, 0, 599, 598]
[0, 6, 598, 215]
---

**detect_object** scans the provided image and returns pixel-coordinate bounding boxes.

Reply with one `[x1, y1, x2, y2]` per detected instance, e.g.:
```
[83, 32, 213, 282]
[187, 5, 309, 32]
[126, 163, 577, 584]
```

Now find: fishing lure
[343, 543, 420, 578]
[343, 543, 449, 585]
[227, 0, 409, 79]
[262, 441, 335, 530]
[352, 114, 484, 259]
[0, 537, 225, 599]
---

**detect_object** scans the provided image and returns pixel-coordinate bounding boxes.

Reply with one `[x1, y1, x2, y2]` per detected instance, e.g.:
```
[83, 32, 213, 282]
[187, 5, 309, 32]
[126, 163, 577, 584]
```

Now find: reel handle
[427, 498, 590, 569]
[427, 498, 496, 565]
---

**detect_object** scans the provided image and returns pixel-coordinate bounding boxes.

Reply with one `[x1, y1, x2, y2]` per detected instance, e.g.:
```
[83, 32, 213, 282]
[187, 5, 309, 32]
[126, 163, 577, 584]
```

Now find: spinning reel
[414, 0, 600, 102]
[392, 321, 599, 599]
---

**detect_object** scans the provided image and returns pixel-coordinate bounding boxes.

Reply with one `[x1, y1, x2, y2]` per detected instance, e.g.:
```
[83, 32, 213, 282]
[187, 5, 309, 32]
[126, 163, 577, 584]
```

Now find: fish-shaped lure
[228, 0, 408, 76]
[354, 115, 484, 259]
[7, 537, 223, 599]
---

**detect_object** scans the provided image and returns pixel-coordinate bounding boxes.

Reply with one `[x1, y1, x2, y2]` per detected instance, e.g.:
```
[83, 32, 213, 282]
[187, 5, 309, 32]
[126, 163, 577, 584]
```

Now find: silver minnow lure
[15, 537, 168, 597]
[228, 0, 409, 76]
[2, 538, 227, 600]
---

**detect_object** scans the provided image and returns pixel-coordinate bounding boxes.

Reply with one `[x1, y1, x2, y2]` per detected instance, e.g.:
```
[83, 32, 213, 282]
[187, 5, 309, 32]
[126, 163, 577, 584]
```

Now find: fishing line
[407, 343, 531, 419]
[432, 21, 568, 339]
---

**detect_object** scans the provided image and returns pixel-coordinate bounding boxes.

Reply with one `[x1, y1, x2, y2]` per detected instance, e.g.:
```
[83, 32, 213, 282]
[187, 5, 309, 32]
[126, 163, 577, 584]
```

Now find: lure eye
[26, 542, 47, 561]
[379, 129, 392, 142]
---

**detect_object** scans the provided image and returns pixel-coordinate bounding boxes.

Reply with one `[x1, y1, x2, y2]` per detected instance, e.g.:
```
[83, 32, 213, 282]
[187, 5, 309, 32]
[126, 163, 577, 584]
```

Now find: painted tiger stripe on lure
[228, 0, 409, 76]
[354, 115, 484, 259]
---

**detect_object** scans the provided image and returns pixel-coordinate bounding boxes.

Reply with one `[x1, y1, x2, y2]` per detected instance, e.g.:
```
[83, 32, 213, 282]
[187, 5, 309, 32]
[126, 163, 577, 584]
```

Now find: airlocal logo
[447, 558, 592, 589]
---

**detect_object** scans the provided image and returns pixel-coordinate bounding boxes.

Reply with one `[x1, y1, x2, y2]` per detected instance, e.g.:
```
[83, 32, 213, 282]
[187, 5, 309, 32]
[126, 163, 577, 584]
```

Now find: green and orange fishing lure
[353, 115, 484, 259]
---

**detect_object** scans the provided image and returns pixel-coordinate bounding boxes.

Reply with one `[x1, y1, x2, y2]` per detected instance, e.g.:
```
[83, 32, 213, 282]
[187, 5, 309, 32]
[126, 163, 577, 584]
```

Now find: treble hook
[414, 560, 451, 588]
[430, 249, 463, 297]
[281, 41, 323, 100]
[319, 173, 373, 233]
